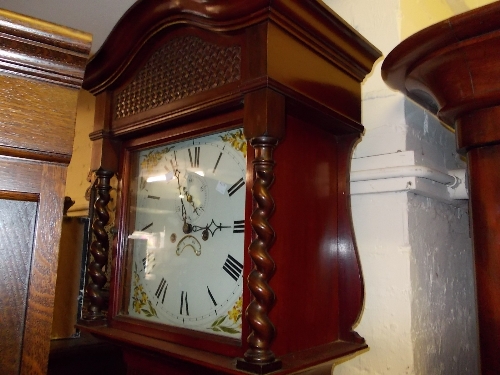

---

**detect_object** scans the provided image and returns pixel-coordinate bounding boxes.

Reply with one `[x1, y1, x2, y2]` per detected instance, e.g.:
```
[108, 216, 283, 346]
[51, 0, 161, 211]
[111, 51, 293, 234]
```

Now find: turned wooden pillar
[382, 3, 500, 373]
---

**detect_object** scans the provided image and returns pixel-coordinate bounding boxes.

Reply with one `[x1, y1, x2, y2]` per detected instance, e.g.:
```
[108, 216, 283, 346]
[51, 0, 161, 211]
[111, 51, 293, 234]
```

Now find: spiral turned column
[83, 168, 114, 321]
[237, 136, 282, 374]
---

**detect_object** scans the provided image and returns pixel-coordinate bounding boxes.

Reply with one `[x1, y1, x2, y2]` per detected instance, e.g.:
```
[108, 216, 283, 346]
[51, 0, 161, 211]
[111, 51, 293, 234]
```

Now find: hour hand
[192, 219, 231, 240]
[181, 202, 192, 234]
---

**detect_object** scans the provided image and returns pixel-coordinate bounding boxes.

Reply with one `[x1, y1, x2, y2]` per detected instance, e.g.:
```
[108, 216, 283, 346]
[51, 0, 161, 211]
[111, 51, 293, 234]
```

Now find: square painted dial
[125, 128, 247, 339]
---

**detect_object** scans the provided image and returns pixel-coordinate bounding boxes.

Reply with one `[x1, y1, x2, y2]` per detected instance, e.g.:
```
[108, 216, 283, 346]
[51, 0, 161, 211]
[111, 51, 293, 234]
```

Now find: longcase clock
[78, 1, 381, 374]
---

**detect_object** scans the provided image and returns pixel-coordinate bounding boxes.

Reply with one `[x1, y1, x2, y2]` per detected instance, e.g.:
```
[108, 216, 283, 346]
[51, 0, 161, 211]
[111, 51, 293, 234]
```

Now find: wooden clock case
[0, 10, 91, 375]
[79, 1, 380, 374]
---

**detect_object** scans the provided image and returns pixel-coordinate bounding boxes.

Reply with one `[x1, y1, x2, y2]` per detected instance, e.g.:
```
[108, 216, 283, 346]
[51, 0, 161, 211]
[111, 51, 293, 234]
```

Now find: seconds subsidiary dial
[126, 129, 247, 339]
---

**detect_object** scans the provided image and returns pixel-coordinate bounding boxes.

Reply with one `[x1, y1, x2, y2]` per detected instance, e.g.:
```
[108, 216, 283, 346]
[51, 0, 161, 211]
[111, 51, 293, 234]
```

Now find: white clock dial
[126, 128, 247, 339]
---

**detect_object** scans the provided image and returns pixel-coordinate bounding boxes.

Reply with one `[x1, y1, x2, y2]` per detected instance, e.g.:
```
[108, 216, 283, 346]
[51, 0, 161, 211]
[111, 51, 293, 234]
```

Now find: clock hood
[83, 0, 380, 94]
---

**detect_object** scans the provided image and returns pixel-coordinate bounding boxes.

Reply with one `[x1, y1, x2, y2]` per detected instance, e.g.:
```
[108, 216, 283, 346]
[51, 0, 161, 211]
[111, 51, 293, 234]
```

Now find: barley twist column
[83, 168, 114, 320]
[237, 136, 282, 374]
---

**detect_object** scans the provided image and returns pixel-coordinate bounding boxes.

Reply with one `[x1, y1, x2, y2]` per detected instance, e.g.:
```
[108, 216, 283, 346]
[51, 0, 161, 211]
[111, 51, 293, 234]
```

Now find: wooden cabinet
[382, 3, 500, 374]
[79, 1, 380, 374]
[0, 10, 91, 375]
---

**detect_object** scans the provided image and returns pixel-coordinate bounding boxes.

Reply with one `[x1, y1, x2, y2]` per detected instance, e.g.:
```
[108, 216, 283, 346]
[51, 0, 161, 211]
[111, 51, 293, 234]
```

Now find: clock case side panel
[108, 111, 253, 360]
[268, 110, 365, 360]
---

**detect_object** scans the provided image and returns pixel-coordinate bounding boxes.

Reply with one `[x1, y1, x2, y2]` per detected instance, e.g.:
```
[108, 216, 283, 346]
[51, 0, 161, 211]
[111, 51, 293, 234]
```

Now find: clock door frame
[107, 110, 253, 358]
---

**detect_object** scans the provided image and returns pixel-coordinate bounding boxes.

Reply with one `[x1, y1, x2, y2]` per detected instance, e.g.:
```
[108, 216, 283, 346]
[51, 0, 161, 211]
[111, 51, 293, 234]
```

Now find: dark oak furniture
[79, 1, 380, 373]
[382, 3, 500, 374]
[0, 10, 91, 375]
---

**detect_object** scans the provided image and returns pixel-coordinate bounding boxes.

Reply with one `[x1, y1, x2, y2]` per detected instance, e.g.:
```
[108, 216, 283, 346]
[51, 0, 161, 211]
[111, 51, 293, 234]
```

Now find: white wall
[324, 0, 479, 374]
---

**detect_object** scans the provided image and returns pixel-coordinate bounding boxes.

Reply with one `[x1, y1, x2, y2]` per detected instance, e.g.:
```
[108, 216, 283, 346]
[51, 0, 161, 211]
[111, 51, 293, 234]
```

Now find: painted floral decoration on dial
[127, 128, 247, 339]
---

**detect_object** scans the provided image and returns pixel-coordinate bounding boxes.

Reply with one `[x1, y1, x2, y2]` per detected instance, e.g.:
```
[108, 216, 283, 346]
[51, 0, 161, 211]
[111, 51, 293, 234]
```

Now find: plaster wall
[408, 194, 478, 374]
[64, 90, 95, 216]
[336, 192, 415, 374]
[400, 0, 496, 39]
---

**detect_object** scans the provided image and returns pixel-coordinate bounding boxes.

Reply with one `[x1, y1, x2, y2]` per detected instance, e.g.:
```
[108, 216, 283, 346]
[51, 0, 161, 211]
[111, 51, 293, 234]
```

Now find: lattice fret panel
[114, 35, 241, 119]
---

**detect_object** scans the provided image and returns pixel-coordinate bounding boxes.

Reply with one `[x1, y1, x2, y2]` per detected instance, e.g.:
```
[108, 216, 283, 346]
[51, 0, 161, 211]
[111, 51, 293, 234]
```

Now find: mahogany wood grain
[467, 145, 500, 374]
[0, 9, 91, 375]
[80, 0, 379, 373]
[382, 3, 500, 373]
[79, 324, 367, 375]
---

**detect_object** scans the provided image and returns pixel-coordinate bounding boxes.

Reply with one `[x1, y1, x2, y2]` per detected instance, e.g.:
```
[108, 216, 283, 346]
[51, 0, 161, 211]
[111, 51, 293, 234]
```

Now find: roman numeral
[147, 195, 160, 200]
[142, 257, 147, 270]
[180, 291, 189, 315]
[233, 220, 245, 233]
[141, 222, 153, 231]
[223, 254, 243, 281]
[207, 286, 217, 306]
[213, 152, 222, 174]
[155, 278, 167, 302]
[228, 178, 245, 197]
[188, 147, 200, 168]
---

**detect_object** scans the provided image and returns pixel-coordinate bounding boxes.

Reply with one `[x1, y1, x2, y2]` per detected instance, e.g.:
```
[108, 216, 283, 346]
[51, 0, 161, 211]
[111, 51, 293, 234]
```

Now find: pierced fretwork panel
[114, 35, 242, 119]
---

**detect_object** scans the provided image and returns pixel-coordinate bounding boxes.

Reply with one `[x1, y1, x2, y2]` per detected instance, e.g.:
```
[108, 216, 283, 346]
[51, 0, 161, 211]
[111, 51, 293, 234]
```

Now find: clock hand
[174, 167, 193, 234]
[180, 200, 192, 234]
[192, 219, 231, 240]
[183, 186, 203, 215]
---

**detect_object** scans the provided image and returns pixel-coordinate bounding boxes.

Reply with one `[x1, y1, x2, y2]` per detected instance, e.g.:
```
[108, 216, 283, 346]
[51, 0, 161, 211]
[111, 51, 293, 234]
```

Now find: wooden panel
[270, 115, 340, 356]
[467, 145, 500, 375]
[268, 23, 361, 124]
[0, 75, 79, 161]
[51, 217, 89, 338]
[20, 164, 67, 375]
[0, 199, 38, 375]
[0, 156, 43, 194]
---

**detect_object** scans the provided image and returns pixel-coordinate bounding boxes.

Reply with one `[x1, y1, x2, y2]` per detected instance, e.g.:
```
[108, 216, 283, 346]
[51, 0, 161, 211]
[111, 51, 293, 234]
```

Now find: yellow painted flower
[236, 296, 242, 309]
[133, 300, 142, 313]
[228, 306, 239, 322]
[141, 291, 148, 304]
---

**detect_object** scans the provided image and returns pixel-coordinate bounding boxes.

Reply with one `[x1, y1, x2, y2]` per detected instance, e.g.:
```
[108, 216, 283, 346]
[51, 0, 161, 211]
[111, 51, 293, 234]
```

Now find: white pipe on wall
[351, 165, 457, 185]
[351, 166, 468, 200]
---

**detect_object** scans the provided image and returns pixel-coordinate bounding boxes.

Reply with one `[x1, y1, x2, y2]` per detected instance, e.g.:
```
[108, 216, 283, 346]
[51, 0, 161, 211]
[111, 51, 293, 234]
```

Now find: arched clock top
[83, 0, 380, 95]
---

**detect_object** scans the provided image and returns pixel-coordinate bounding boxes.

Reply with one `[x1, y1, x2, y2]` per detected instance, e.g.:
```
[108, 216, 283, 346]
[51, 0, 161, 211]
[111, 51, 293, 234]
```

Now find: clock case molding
[78, 1, 381, 374]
